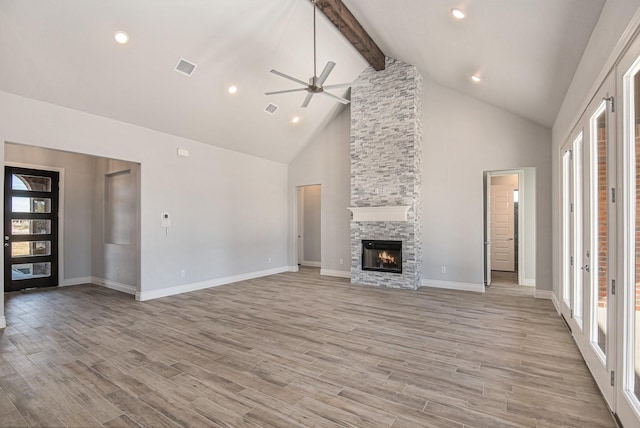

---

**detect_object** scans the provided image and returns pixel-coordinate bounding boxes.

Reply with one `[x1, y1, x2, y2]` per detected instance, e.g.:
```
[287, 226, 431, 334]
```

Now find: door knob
[581, 264, 590, 272]
[507, 238, 514, 241]
[4, 243, 8, 247]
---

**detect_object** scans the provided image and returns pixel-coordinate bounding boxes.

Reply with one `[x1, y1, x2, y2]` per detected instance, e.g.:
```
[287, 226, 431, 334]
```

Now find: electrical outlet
[180, 269, 186, 278]
[441, 266, 446, 274]
[268, 257, 272, 263]
[340, 258, 344, 265]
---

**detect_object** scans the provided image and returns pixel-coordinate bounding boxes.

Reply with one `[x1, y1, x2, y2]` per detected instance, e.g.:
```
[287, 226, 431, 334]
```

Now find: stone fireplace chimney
[349, 58, 422, 290]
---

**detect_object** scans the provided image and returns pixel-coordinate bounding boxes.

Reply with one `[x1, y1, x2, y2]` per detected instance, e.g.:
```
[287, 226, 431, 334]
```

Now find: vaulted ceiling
[0, 0, 605, 163]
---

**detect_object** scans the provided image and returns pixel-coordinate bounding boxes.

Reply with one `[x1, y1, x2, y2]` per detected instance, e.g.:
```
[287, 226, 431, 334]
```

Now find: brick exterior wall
[349, 58, 422, 290]
[597, 121, 608, 310]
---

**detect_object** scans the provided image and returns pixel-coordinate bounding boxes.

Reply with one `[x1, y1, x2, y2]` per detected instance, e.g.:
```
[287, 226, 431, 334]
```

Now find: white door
[615, 33, 640, 427]
[491, 184, 515, 271]
[580, 72, 616, 407]
[561, 132, 585, 336]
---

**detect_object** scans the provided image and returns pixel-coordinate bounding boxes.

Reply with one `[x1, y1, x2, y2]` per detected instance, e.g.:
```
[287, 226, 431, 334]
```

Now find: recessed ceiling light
[451, 8, 466, 19]
[292, 116, 300, 124]
[471, 75, 481, 83]
[114, 31, 129, 44]
[228, 85, 238, 94]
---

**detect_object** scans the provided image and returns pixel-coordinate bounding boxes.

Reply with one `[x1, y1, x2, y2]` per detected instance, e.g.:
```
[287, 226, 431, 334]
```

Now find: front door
[4, 166, 59, 291]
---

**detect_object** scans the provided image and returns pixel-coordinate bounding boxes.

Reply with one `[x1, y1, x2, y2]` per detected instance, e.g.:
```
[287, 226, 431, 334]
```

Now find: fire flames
[377, 251, 395, 265]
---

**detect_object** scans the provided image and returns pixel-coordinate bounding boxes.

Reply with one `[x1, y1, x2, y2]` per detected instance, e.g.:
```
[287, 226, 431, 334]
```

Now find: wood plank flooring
[488, 272, 534, 298]
[0, 267, 615, 427]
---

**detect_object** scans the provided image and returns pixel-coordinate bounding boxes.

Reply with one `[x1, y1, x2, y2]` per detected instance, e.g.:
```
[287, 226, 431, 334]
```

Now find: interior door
[491, 184, 515, 271]
[4, 166, 59, 291]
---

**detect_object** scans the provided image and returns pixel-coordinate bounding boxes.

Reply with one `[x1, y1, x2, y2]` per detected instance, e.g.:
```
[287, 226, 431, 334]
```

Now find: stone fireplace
[349, 58, 422, 290]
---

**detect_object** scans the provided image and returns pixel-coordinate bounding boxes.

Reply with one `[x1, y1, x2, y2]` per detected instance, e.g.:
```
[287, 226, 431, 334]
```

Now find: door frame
[4, 162, 65, 287]
[483, 169, 527, 287]
[293, 184, 322, 269]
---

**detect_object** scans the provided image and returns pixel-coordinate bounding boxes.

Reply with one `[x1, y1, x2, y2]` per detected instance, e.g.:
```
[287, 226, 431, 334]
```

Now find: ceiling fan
[265, 0, 358, 108]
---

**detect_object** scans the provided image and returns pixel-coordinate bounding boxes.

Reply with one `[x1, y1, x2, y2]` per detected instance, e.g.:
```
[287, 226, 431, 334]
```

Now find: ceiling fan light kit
[265, 0, 358, 108]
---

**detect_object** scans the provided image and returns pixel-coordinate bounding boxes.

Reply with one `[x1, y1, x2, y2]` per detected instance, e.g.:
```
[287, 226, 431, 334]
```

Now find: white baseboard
[421, 279, 485, 293]
[534, 290, 553, 300]
[60, 276, 93, 286]
[550, 292, 561, 314]
[321, 269, 351, 278]
[521, 278, 536, 287]
[288, 265, 299, 272]
[0, 316, 5, 329]
[136, 266, 289, 301]
[301, 260, 321, 268]
[92, 277, 137, 295]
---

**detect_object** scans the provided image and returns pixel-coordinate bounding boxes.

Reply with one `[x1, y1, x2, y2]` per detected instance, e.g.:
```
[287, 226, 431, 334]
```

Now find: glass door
[3, 166, 59, 291]
[580, 73, 616, 407]
[560, 133, 585, 335]
[617, 38, 640, 426]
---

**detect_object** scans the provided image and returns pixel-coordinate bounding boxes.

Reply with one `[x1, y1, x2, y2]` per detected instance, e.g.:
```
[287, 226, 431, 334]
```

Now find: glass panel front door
[4, 166, 59, 291]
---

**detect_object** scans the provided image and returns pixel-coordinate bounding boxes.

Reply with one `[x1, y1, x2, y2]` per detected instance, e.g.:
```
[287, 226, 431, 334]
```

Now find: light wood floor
[488, 271, 535, 298]
[0, 267, 615, 427]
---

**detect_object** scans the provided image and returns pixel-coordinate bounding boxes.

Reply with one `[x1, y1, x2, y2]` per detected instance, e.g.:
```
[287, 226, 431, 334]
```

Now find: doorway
[296, 185, 321, 268]
[4, 166, 59, 291]
[484, 169, 536, 289]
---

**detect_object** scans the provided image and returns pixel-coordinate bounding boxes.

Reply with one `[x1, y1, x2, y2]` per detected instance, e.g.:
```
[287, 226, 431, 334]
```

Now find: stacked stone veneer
[350, 58, 422, 290]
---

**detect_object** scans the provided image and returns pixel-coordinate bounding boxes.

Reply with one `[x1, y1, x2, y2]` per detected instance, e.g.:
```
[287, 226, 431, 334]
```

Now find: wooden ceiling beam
[315, 0, 385, 71]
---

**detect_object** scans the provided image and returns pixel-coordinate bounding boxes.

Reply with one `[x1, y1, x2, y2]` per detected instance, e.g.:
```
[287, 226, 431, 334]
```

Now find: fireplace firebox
[362, 240, 402, 274]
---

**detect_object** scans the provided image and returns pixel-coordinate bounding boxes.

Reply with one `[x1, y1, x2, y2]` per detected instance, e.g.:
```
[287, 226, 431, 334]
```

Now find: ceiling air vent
[174, 58, 197, 77]
[264, 103, 278, 115]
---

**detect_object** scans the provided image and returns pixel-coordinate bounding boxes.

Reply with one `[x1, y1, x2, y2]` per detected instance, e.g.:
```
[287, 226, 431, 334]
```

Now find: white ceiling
[0, 0, 605, 164]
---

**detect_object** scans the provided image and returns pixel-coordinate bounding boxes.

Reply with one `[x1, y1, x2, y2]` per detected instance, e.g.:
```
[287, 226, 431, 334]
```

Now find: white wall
[422, 80, 552, 290]
[288, 108, 351, 275]
[551, 0, 640, 299]
[92, 158, 140, 290]
[4, 144, 96, 283]
[0, 91, 288, 303]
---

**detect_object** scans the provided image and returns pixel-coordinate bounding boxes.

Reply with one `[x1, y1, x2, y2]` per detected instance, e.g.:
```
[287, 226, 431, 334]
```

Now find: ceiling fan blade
[265, 88, 309, 95]
[321, 91, 350, 105]
[270, 69, 308, 87]
[316, 61, 336, 86]
[323, 81, 367, 90]
[301, 92, 315, 108]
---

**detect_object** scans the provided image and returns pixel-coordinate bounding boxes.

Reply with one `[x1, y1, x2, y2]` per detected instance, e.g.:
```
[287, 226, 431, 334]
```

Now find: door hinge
[570, 202, 574, 213]
[570, 309, 574, 318]
[604, 96, 615, 113]
[611, 371, 615, 386]
[570, 256, 574, 266]
[611, 279, 615, 295]
[611, 188, 616, 203]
